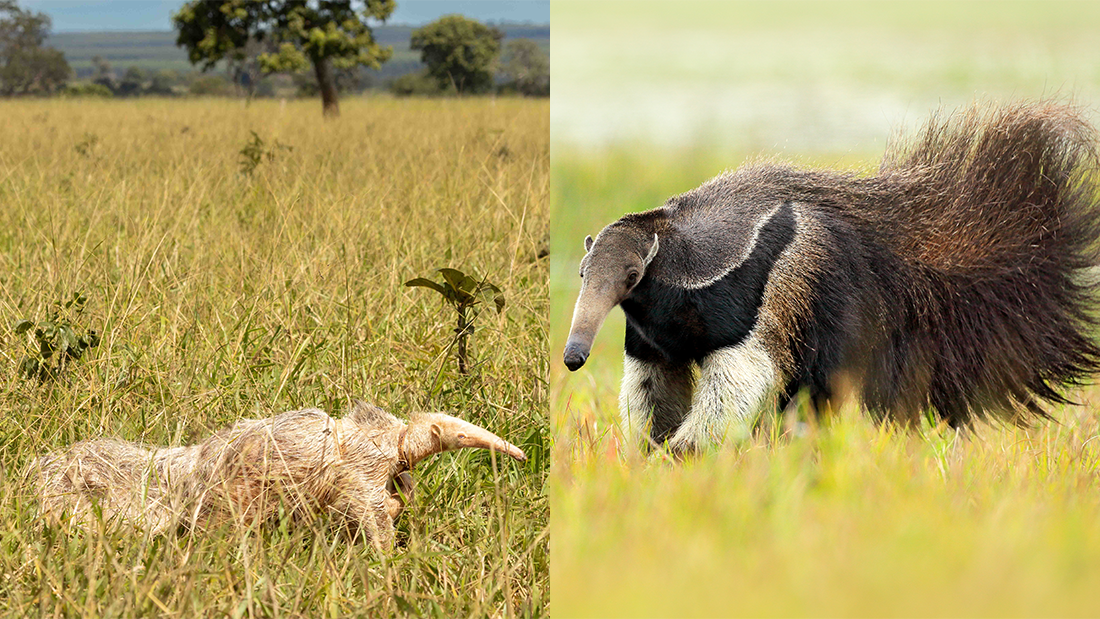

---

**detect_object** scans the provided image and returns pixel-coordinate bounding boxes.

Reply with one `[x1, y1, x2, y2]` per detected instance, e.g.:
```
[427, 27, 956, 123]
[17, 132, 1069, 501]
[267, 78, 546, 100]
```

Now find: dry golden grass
[0, 96, 547, 618]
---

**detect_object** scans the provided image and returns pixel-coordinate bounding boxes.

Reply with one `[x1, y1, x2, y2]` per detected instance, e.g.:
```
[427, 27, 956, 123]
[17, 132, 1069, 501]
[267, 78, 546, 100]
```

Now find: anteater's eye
[626, 271, 639, 287]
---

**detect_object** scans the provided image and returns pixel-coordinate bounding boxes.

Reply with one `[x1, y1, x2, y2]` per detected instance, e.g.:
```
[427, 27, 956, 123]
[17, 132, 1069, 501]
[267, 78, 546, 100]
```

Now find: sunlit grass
[0, 96, 548, 618]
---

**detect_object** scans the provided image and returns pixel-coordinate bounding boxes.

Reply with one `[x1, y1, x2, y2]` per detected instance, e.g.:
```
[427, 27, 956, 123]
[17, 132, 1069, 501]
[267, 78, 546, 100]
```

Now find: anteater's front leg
[620, 325, 694, 446]
[620, 354, 694, 445]
[667, 335, 778, 452]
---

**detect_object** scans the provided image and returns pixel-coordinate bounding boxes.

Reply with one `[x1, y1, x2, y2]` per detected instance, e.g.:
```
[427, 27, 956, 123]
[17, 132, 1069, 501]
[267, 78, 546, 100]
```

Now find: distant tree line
[0, 0, 548, 105]
[172, 3, 546, 113]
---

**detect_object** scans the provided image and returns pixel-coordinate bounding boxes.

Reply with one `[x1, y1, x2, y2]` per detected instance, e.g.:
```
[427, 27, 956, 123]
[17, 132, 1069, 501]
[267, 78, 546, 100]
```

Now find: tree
[117, 65, 144, 96]
[389, 70, 440, 97]
[172, 0, 395, 117]
[411, 15, 503, 95]
[90, 55, 111, 80]
[189, 74, 233, 96]
[147, 69, 177, 96]
[225, 37, 274, 102]
[292, 63, 369, 97]
[0, 1, 70, 96]
[501, 38, 548, 97]
[90, 54, 114, 92]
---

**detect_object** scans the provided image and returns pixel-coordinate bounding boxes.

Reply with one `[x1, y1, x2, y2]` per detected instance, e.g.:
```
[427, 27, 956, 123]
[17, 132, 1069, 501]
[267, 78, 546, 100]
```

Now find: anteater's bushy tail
[858, 101, 1100, 426]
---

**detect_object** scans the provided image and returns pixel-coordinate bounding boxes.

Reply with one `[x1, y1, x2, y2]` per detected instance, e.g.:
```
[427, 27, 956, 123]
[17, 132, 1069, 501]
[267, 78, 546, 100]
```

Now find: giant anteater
[564, 102, 1100, 452]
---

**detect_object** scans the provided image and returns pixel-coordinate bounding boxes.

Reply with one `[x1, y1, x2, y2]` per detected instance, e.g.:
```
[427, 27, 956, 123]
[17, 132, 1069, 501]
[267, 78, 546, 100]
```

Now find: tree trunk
[313, 57, 339, 117]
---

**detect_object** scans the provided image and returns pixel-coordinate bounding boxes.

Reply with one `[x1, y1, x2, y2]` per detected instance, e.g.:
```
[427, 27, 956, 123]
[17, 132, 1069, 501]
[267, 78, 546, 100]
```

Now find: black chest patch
[621, 202, 796, 364]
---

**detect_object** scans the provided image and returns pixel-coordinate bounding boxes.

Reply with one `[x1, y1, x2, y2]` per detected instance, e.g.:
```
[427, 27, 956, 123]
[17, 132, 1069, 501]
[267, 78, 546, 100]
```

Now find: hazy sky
[23, 0, 549, 32]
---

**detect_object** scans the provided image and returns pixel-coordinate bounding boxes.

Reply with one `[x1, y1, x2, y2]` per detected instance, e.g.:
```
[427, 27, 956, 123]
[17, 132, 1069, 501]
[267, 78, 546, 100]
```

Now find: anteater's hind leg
[667, 336, 778, 452]
[620, 354, 694, 447]
[807, 369, 860, 425]
[756, 379, 820, 437]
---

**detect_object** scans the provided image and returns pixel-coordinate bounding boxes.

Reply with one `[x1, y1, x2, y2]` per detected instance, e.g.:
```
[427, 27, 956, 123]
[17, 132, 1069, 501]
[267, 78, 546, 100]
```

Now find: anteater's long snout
[563, 338, 590, 371]
[403, 413, 527, 466]
[565, 282, 617, 372]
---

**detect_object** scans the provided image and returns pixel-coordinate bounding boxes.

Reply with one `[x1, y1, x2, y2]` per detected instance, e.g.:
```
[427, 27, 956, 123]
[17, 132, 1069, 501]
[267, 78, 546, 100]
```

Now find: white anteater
[34, 401, 526, 550]
[564, 101, 1100, 452]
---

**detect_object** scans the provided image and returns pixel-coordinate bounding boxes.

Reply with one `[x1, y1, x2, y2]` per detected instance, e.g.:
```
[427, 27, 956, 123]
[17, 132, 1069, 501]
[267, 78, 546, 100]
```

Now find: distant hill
[48, 24, 550, 79]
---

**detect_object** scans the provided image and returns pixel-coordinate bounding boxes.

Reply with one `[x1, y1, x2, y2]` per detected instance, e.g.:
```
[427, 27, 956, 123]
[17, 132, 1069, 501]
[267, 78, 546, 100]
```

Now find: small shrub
[406, 268, 504, 374]
[389, 70, 446, 97]
[14, 291, 100, 382]
[238, 131, 292, 177]
[60, 82, 113, 98]
[73, 132, 98, 157]
[189, 75, 233, 96]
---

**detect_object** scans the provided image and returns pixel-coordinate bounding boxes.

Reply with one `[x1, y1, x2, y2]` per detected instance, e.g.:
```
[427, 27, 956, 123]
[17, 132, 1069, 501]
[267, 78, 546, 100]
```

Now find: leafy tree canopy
[501, 38, 548, 97]
[411, 15, 503, 95]
[0, 0, 70, 96]
[173, 0, 395, 115]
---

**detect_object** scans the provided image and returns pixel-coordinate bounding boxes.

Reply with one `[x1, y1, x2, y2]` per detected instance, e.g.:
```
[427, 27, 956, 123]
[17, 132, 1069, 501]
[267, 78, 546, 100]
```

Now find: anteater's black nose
[563, 343, 588, 371]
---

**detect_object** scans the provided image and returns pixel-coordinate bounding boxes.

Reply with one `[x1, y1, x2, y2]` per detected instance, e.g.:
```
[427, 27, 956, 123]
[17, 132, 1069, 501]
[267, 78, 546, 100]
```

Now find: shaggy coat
[565, 102, 1100, 451]
[34, 401, 525, 549]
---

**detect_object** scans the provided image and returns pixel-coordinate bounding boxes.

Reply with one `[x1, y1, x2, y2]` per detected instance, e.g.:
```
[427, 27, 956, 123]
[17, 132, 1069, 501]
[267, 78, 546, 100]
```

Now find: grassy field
[549, 148, 1100, 617]
[0, 96, 548, 617]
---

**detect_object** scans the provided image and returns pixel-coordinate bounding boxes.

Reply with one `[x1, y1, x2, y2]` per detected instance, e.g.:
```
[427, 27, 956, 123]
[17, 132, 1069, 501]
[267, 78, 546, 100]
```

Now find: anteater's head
[340, 401, 527, 533]
[564, 224, 659, 371]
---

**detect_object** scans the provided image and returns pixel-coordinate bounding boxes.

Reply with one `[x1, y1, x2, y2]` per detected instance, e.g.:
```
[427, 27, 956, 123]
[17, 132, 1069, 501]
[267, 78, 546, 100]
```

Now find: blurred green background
[551, 1, 1100, 616]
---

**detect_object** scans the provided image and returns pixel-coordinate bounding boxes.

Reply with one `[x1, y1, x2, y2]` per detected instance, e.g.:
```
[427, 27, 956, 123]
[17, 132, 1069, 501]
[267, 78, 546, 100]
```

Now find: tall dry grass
[0, 96, 547, 618]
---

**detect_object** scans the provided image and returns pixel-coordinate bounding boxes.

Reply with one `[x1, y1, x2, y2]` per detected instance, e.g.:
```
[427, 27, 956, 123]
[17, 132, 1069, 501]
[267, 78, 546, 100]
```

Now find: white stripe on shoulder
[677, 203, 793, 290]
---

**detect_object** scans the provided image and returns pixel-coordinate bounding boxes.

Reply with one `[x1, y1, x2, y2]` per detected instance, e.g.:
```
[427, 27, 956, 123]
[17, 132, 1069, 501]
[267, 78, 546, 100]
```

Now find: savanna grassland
[550, 2, 1100, 615]
[0, 96, 548, 617]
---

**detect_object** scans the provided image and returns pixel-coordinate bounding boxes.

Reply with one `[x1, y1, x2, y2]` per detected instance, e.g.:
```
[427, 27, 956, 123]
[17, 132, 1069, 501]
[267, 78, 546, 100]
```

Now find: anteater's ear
[584, 235, 594, 253]
[346, 400, 401, 428]
[643, 233, 659, 268]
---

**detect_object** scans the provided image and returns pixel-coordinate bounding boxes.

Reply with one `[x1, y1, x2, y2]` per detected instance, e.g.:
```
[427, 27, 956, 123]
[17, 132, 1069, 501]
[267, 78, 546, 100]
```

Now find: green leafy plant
[238, 130, 291, 177]
[14, 292, 101, 381]
[406, 268, 504, 374]
[74, 132, 99, 157]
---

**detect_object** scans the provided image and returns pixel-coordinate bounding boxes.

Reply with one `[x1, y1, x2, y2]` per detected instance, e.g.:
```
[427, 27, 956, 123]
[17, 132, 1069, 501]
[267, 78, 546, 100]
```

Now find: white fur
[667, 334, 777, 451]
[619, 355, 694, 446]
[620, 355, 662, 443]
